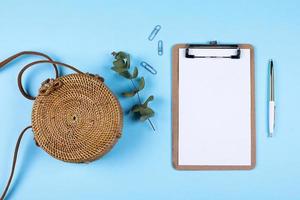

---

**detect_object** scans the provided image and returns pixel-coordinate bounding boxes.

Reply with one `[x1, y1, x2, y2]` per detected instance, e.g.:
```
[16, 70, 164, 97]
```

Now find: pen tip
[270, 59, 273, 68]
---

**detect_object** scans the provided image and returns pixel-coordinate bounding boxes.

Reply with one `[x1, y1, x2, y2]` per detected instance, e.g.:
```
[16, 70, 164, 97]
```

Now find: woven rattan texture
[32, 73, 123, 163]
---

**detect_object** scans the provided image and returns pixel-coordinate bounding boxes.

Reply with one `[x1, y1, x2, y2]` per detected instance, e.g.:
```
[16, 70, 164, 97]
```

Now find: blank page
[178, 48, 251, 166]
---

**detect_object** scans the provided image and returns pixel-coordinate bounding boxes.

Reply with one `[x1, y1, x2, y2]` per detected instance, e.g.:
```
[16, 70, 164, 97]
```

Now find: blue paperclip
[140, 61, 157, 75]
[158, 40, 163, 56]
[148, 25, 161, 41]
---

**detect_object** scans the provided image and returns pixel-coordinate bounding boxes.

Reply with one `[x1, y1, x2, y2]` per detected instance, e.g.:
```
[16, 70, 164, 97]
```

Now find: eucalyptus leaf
[131, 104, 142, 113]
[132, 67, 138, 79]
[143, 95, 154, 106]
[131, 105, 155, 121]
[119, 71, 132, 79]
[140, 113, 154, 121]
[125, 55, 130, 69]
[138, 77, 145, 91]
[140, 107, 154, 116]
[115, 51, 127, 60]
[113, 59, 126, 68]
[111, 66, 127, 73]
[122, 90, 138, 97]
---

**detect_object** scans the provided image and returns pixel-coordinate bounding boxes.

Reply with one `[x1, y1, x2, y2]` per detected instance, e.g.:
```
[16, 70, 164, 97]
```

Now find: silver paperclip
[158, 40, 163, 56]
[140, 61, 157, 75]
[148, 25, 161, 41]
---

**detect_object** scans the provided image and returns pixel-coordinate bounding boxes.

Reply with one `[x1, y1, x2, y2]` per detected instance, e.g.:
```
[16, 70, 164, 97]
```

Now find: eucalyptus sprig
[111, 51, 155, 131]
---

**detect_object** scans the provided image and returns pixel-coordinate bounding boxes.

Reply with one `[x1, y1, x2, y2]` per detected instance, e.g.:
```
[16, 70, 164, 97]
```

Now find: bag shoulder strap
[0, 126, 32, 200]
[0, 51, 59, 100]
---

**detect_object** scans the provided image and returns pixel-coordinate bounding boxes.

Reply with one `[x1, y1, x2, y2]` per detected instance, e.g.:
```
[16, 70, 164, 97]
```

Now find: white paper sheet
[178, 48, 251, 166]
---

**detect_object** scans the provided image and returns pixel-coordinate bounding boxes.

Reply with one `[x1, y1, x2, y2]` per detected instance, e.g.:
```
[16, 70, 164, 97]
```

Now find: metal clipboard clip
[185, 41, 241, 59]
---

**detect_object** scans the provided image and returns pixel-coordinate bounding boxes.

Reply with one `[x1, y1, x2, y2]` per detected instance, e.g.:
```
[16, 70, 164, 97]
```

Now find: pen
[269, 60, 275, 137]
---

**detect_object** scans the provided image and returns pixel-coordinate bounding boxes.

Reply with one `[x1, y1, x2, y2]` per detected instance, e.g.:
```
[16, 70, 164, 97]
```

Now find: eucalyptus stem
[111, 51, 155, 132]
[130, 80, 142, 104]
[130, 80, 155, 131]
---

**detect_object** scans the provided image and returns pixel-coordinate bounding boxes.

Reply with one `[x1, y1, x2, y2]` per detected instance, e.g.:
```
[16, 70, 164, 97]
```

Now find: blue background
[0, 0, 299, 199]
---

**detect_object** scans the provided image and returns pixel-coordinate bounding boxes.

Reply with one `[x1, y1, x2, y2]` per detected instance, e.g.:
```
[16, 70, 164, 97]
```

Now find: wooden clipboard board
[172, 43, 256, 170]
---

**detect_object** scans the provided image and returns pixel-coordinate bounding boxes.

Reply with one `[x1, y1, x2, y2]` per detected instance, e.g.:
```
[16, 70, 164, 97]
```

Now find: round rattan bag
[0, 52, 123, 200]
[30, 63, 123, 163]
[1, 52, 123, 161]
[33, 73, 123, 163]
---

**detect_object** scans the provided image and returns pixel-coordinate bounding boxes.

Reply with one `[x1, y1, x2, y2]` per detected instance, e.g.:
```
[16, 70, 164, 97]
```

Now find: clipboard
[172, 42, 256, 170]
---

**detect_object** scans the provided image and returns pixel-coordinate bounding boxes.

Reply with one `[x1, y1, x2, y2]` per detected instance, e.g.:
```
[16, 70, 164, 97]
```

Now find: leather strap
[0, 52, 56, 199]
[0, 51, 59, 100]
[19, 60, 84, 75]
[0, 126, 32, 200]
[17, 60, 105, 86]
[17, 60, 84, 99]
